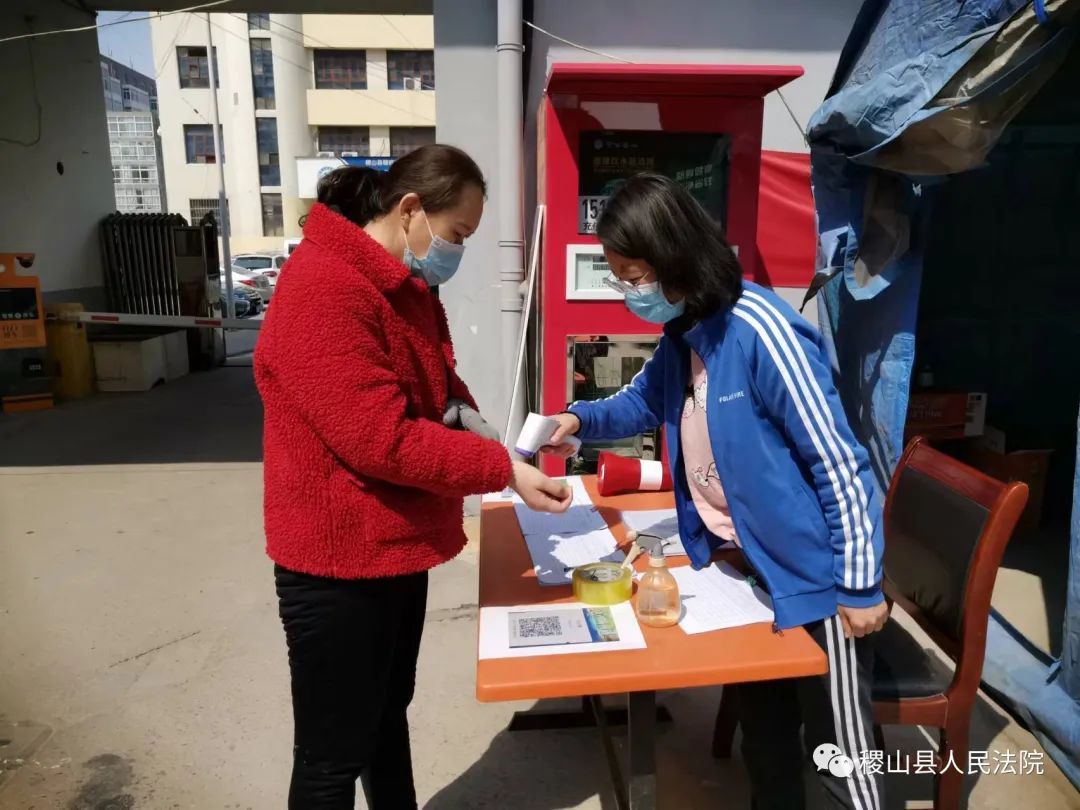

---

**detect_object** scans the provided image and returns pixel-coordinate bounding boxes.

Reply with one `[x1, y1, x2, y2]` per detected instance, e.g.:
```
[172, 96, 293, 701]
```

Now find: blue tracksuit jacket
[568, 281, 884, 630]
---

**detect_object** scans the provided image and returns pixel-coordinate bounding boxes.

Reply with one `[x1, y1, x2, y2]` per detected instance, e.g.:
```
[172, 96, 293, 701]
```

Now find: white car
[233, 253, 287, 288]
[220, 266, 273, 305]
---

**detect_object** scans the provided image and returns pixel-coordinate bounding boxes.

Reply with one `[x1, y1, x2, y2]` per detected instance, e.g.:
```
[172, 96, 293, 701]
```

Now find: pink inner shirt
[681, 350, 739, 545]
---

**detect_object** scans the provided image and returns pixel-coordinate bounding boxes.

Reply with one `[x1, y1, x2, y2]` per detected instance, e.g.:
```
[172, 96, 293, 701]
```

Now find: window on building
[316, 126, 370, 156]
[190, 197, 227, 226]
[249, 39, 276, 110]
[184, 124, 224, 164]
[390, 127, 435, 157]
[102, 71, 123, 112]
[122, 85, 151, 112]
[387, 50, 435, 90]
[247, 12, 271, 30]
[177, 46, 219, 89]
[314, 49, 367, 90]
[114, 143, 139, 160]
[256, 118, 280, 186]
[261, 193, 284, 236]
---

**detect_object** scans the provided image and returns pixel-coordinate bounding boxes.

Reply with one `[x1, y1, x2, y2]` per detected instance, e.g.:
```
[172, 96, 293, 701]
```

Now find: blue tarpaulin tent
[807, 0, 1080, 786]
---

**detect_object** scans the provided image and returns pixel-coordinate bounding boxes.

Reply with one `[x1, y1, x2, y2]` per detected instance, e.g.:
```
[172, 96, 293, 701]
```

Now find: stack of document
[513, 477, 624, 585]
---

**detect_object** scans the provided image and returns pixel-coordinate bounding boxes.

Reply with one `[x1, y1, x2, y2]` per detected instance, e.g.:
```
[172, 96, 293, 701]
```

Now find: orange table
[477, 476, 827, 809]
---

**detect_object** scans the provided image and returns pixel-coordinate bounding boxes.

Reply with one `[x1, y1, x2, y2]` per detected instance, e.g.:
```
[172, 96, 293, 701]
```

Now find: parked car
[233, 253, 286, 288]
[221, 266, 272, 305]
[221, 288, 253, 319]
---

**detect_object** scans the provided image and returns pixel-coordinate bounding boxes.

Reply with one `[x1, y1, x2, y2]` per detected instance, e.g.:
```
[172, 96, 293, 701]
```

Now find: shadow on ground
[0, 366, 263, 467]
[426, 678, 1015, 810]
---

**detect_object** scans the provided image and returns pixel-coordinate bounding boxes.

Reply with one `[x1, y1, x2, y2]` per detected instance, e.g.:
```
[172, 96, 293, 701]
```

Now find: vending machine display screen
[578, 131, 730, 234]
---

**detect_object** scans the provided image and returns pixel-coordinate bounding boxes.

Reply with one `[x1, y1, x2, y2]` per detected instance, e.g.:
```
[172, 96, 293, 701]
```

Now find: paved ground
[0, 366, 1077, 809]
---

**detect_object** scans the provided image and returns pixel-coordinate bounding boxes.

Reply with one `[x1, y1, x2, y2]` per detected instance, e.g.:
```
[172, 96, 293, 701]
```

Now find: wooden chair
[712, 436, 1029, 810]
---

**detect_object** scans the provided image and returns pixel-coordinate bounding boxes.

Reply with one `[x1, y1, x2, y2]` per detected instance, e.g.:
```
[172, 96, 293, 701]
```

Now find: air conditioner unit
[316, 151, 335, 158]
[403, 76, 423, 91]
[341, 151, 359, 157]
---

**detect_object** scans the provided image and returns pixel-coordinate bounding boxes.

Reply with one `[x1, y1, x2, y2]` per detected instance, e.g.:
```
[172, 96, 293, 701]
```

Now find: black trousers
[737, 614, 885, 810]
[275, 564, 429, 810]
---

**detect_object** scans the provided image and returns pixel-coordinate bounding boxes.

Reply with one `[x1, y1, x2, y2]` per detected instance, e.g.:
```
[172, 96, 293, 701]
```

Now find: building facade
[100, 56, 166, 214]
[106, 112, 166, 214]
[100, 55, 158, 113]
[150, 13, 436, 254]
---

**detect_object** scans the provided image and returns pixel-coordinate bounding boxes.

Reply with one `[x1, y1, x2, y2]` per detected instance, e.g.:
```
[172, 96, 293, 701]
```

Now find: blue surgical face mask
[403, 210, 465, 287]
[624, 281, 686, 323]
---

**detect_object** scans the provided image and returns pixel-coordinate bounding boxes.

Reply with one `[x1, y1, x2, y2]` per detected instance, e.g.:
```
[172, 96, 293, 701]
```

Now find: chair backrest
[883, 437, 1028, 679]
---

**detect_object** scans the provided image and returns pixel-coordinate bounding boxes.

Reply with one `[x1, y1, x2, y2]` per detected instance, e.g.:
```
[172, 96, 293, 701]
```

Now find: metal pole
[504, 205, 544, 449]
[497, 0, 527, 451]
[627, 690, 658, 808]
[205, 13, 234, 319]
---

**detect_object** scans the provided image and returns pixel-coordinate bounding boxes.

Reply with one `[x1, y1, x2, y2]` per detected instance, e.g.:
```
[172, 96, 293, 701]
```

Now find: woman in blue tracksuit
[545, 174, 887, 810]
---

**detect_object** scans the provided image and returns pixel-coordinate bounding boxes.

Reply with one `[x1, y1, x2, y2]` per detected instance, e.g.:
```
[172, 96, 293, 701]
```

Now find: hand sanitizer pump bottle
[635, 540, 681, 628]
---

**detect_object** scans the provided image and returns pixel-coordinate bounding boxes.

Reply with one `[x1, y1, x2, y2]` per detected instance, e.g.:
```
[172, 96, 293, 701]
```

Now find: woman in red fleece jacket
[255, 145, 570, 810]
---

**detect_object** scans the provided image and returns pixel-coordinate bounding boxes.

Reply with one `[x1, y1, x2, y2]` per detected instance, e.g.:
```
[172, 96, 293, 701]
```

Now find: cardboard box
[161, 330, 190, 381]
[967, 426, 1052, 532]
[906, 391, 987, 440]
[92, 336, 167, 392]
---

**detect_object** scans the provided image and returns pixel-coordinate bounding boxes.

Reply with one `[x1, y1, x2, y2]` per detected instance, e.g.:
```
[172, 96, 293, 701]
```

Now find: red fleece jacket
[254, 203, 513, 579]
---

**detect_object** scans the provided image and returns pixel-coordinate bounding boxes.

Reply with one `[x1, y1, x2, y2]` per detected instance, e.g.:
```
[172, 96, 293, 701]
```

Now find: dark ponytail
[316, 166, 385, 225]
[316, 144, 487, 227]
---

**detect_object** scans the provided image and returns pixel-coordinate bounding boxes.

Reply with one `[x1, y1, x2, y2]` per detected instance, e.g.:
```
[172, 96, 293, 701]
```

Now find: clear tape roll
[572, 562, 633, 605]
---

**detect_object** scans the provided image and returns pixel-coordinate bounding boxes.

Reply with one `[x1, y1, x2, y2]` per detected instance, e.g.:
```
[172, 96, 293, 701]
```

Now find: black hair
[315, 144, 486, 227]
[595, 173, 743, 321]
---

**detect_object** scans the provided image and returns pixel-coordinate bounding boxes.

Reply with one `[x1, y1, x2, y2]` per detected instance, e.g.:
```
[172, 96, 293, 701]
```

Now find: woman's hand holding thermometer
[514, 412, 582, 459]
[539, 412, 582, 459]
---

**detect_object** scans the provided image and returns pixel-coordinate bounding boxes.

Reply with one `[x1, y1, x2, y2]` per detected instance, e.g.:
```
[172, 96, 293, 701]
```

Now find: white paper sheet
[513, 476, 608, 537]
[478, 599, 647, 660]
[524, 527, 625, 585]
[671, 562, 774, 634]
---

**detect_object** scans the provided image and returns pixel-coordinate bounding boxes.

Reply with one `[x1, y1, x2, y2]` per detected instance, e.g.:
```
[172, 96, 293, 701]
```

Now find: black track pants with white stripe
[736, 614, 885, 810]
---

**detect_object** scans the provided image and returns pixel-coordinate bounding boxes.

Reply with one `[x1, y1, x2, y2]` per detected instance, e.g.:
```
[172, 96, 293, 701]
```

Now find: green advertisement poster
[578, 131, 730, 234]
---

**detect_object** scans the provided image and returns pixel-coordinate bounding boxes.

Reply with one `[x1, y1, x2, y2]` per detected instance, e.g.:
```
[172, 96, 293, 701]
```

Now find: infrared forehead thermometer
[514, 412, 582, 457]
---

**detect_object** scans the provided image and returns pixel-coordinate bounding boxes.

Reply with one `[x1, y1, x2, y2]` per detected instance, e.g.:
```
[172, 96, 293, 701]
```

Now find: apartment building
[150, 12, 436, 254]
[100, 56, 166, 214]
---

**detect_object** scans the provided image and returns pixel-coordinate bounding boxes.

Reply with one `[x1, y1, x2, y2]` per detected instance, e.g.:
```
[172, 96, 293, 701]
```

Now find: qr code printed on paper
[508, 607, 605, 648]
[515, 615, 563, 638]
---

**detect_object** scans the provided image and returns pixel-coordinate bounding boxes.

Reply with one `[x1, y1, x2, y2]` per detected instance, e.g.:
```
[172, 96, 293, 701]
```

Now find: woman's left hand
[838, 602, 889, 639]
[443, 398, 501, 442]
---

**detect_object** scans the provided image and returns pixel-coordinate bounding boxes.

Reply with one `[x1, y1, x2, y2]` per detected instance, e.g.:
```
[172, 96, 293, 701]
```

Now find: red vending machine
[536, 63, 803, 476]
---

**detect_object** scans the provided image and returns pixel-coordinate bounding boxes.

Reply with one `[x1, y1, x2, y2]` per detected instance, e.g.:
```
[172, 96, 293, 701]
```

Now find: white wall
[524, 0, 858, 160]
[152, 12, 312, 254]
[153, 13, 257, 248]
[0, 3, 115, 303]
[433, 0, 504, 427]
[271, 14, 312, 240]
